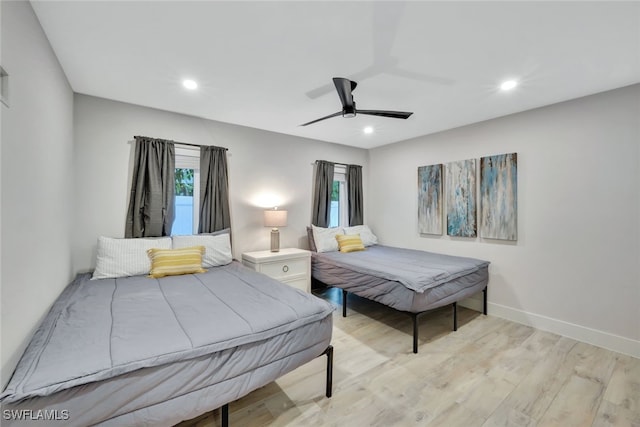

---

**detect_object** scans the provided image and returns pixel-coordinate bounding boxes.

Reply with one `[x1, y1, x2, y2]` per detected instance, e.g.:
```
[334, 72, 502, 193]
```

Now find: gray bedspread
[1, 261, 334, 404]
[315, 245, 489, 293]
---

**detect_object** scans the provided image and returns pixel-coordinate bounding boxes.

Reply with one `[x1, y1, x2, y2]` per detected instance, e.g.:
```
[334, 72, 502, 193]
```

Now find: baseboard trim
[459, 298, 639, 359]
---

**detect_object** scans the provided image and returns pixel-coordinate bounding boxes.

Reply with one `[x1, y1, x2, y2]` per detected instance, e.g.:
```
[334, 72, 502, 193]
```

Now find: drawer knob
[282, 265, 289, 273]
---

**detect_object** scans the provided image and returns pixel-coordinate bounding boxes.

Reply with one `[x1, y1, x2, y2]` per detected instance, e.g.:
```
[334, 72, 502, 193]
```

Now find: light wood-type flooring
[177, 287, 640, 427]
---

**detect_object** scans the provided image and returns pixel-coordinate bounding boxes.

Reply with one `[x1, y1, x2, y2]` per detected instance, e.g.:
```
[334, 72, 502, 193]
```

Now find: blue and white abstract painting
[480, 153, 518, 240]
[446, 159, 477, 237]
[418, 164, 442, 235]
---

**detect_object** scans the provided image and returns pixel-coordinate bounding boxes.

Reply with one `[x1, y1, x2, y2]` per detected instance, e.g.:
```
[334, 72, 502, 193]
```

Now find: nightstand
[241, 248, 311, 293]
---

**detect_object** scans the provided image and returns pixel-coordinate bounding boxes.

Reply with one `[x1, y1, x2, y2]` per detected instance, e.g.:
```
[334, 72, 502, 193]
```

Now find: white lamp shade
[264, 209, 288, 227]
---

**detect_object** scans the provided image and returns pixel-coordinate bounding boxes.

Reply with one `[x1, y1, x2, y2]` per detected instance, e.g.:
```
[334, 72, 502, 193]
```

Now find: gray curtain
[347, 164, 363, 226]
[199, 146, 231, 233]
[125, 136, 175, 237]
[311, 160, 335, 227]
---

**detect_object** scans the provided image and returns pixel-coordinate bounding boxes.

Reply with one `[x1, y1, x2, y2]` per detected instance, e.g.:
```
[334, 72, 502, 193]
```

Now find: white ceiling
[31, 1, 640, 149]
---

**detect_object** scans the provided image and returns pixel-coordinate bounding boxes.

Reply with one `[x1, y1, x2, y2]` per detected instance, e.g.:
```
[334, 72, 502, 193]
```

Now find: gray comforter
[316, 245, 490, 293]
[1, 261, 334, 404]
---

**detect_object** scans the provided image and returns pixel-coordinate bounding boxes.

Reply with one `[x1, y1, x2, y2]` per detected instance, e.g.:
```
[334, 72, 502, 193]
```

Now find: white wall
[0, 0, 74, 386]
[0, 0, 4, 388]
[72, 94, 368, 272]
[368, 85, 640, 357]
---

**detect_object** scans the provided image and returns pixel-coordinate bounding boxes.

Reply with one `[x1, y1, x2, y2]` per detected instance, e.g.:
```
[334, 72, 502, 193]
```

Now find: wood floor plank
[484, 329, 561, 386]
[482, 407, 536, 427]
[537, 374, 604, 427]
[602, 355, 640, 413]
[427, 402, 483, 427]
[456, 375, 516, 420]
[591, 399, 640, 427]
[483, 337, 583, 425]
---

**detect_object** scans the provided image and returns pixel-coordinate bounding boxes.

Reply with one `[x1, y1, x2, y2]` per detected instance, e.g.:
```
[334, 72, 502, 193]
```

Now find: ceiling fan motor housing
[343, 101, 356, 118]
[300, 77, 412, 126]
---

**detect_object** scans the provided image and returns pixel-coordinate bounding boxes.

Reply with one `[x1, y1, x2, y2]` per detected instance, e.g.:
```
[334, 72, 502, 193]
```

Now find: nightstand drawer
[241, 248, 311, 293]
[260, 258, 307, 279]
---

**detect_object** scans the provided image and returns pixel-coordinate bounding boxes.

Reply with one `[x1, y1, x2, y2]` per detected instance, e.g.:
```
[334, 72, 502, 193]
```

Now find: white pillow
[311, 225, 344, 253]
[344, 225, 378, 247]
[172, 233, 232, 267]
[92, 236, 172, 279]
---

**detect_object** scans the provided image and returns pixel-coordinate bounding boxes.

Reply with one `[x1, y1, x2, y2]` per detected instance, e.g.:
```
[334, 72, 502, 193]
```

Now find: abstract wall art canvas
[417, 164, 443, 235]
[480, 153, 518, 240]
[446, 159, 477, 237]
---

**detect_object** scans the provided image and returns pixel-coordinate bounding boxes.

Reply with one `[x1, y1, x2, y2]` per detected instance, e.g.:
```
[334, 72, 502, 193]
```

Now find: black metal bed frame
[219, 345, 334, 427]
[341, 287, 488, 354]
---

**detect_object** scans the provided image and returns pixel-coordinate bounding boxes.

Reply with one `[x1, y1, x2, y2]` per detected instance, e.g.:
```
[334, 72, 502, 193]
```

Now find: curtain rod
[312, 160, 356, 168]
[132, 136, 228, 151]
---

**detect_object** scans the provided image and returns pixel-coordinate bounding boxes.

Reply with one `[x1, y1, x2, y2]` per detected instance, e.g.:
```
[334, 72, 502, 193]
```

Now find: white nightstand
[241, 248, 311, 293]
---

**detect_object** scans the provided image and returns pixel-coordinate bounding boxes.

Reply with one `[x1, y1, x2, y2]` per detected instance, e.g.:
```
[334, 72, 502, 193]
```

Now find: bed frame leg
[218, 345, 333, 427]
[412, 313, 419, 354]
[342, 289, 348, 317]
[324, 345, 333, 398]
[483, 287, 488, 315]
[221, 404, 229, 427]
[452, 302, 458, 331]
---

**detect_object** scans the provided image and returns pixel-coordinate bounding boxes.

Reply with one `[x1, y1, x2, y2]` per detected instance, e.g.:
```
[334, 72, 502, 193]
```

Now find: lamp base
[270, 228, 280, 252]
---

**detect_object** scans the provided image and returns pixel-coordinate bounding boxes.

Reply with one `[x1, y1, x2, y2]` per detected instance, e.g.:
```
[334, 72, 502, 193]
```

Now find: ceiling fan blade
[305, 82, 335, 99]
[304, 71, 365, 99]
[333, 77, 355, 109]
[357, 110, 413, 119]
[387, 67, 455, 86]
[372, 2, 405, 61]
[300, 111, 343, 127]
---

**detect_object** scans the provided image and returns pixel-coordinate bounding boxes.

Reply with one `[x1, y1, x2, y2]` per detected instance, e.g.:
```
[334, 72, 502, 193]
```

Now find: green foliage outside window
[331, 181, 340, 201]
[175, 168, 194, 196]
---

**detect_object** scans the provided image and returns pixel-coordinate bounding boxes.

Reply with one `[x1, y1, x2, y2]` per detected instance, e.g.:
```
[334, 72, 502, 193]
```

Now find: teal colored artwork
[418, 164, 443, 235]
[480, 153, 518, 240]
[446, 159, 477, 237]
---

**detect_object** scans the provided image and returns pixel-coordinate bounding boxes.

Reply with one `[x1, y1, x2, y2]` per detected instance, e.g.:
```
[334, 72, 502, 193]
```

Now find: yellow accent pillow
[335, 234, 366, 253]
[147, 246, 207, 278]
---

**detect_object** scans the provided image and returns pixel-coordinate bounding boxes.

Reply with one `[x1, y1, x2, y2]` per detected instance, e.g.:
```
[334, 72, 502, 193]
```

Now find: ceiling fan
[301, 77, 413, 127]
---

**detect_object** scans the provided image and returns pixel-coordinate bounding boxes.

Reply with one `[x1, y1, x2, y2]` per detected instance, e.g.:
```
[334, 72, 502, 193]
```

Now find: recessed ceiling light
[182, 79, 198, 90]
[500, 80, 518, 91]
[363, 126, 374, 134]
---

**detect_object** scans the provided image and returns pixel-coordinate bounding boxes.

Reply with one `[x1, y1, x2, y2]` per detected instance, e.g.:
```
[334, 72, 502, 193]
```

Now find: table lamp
[264, 208, 288, 252]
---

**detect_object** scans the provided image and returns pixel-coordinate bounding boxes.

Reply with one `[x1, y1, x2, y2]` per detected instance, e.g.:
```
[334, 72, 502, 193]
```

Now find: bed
[0, 261, 334, 427]
[310, 229, 489, 353]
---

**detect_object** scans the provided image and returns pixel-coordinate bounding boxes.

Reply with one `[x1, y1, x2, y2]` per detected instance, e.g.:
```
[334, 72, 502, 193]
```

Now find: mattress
[1, 262, 334, 426]
[312, 245, 489, 312]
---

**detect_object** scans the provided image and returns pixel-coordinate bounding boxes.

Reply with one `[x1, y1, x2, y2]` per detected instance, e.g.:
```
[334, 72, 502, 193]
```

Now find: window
[172, 148, 200, 235]
[328, 165, 348, 228]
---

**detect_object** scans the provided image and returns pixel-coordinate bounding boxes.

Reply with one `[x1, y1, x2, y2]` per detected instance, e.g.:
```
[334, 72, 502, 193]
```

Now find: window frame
[173, 147, 200, 235]
[330, 165, 348, 228]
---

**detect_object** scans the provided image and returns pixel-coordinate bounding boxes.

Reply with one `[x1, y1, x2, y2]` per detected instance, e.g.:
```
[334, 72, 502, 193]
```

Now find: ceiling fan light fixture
[343, 102, 356, 118]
